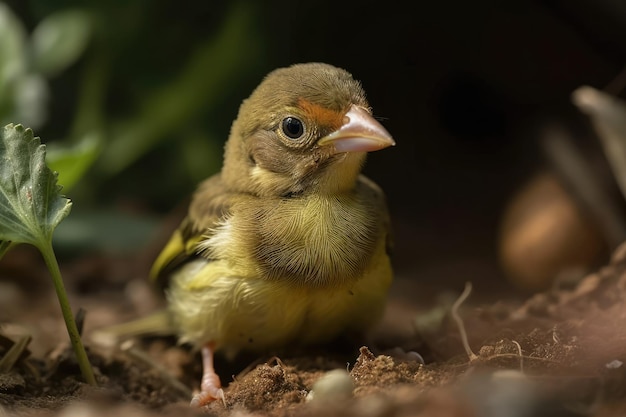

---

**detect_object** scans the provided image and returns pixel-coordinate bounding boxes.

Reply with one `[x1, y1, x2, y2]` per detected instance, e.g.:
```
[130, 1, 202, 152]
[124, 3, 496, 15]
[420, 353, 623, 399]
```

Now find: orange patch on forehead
[297, 98, 345, 130]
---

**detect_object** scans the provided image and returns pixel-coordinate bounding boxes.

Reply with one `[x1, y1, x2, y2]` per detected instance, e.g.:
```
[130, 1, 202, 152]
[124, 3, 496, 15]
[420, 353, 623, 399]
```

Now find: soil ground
[2, 238, 626, 417]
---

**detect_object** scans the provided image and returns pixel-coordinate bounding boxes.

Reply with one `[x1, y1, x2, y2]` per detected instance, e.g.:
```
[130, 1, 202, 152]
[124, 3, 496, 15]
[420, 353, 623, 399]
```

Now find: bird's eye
[281, 117, 304, 139]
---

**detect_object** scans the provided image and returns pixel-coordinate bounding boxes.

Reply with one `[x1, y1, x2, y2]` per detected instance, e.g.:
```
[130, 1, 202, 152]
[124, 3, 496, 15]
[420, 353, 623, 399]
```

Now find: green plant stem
[38, 239, 97, 386]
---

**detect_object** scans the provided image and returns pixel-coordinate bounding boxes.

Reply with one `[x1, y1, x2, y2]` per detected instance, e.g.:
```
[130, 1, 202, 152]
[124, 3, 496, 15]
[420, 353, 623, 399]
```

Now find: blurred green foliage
[1, 1, 268, 254]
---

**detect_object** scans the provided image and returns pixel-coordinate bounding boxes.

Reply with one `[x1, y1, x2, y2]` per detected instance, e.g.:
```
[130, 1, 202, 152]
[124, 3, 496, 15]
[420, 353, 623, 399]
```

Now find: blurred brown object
[498, 172, 608, 292]
[500, 79, 626, 293]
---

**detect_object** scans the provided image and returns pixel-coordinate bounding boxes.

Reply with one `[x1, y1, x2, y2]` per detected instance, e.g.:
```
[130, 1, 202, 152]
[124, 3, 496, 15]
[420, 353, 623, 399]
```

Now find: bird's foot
[190, 386, 225, 408]
[190, 343, 226, 407]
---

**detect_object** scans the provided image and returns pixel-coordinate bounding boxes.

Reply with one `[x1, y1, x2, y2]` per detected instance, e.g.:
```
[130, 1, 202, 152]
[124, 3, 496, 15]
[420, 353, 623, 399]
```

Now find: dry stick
[541, 65, 626, 253]
[482, 353, 557, 366]
[451, 282, 478, 362]
[446, 353, 560, 371]
[450, 284, 544, 370]
[563, 65, 626, 248]
[511, 340, 524, 373]
[0, 335, 31, 373]
[571, 87, 626, 204]
[542, 126, 626, 249]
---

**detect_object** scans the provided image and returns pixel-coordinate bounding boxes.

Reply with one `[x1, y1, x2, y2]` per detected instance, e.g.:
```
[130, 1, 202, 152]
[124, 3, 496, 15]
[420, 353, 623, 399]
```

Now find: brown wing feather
[150, 174, 237, 287]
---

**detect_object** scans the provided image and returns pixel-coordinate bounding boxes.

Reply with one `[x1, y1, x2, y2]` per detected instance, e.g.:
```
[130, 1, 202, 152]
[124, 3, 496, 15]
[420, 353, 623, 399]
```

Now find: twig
[75, 308, 87, 336]
[542, 124, 626, 249]
[572, 86, 626, 202]
[451, 282, 478, 362]
[511, 340, 524, 373]
[0, 335, 31, 373]
[446, 353, 561, 370]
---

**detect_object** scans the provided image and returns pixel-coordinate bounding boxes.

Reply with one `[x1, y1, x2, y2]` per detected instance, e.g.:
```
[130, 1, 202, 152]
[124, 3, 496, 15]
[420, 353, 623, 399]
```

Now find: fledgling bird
[108, 62, 396, 407]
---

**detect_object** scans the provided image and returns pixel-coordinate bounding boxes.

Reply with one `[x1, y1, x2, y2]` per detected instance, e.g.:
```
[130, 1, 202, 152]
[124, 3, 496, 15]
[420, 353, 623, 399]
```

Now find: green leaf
[46, 132, 101, 192]
[31, 9, 92, 77]
[0, 123, 72, 247]
[0, 123, 95, 385]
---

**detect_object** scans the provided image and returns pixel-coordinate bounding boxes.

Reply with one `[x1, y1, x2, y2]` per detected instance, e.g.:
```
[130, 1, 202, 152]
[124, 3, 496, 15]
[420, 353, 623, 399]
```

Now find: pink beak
[317, 105, 395, 153]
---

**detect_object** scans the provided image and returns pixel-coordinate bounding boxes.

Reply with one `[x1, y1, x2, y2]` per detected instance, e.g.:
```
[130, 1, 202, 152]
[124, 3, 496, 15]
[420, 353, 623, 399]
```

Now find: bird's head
[222, 62, 395, 197]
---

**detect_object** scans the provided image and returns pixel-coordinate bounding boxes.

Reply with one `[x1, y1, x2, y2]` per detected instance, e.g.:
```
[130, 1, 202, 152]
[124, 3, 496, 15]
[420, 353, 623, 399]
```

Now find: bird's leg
[190, 342, 225, 407]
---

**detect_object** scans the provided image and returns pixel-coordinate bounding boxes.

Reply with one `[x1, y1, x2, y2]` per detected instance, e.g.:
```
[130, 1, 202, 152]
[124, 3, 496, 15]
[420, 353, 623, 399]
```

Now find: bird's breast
[207, 194, 381, 288]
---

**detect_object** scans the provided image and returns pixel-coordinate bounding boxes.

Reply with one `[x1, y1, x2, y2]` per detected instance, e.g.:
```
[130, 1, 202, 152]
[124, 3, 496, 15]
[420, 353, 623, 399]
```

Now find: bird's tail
[89, 309, 176, 348]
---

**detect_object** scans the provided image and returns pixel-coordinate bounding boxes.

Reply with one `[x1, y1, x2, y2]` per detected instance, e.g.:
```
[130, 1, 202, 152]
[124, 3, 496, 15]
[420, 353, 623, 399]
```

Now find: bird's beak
[317, 105, 396, 153]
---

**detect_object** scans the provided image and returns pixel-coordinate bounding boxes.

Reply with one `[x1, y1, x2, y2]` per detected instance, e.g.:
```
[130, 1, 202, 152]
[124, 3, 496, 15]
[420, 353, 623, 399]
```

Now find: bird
[100, 62, 396, 407]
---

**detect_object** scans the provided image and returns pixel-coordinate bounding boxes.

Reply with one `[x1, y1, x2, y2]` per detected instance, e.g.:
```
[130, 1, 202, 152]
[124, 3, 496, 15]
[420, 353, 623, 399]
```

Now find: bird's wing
[93, 177, 237, 343]
[150, 174, 236, 288]
[357, 174, 394, 255]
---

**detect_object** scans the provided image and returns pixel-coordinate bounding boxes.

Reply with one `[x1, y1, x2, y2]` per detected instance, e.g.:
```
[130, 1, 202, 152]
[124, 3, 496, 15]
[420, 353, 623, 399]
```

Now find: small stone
[306, 369, 354, 403]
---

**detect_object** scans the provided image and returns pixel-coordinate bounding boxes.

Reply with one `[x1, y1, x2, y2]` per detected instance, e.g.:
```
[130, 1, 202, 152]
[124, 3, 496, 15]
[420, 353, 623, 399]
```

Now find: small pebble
[605, 359, 623, 369]
[306, 369, 354, 403]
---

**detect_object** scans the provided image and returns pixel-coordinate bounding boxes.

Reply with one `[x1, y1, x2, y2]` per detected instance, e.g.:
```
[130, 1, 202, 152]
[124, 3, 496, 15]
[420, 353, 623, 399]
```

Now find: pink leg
[190, 343, 225, 407]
